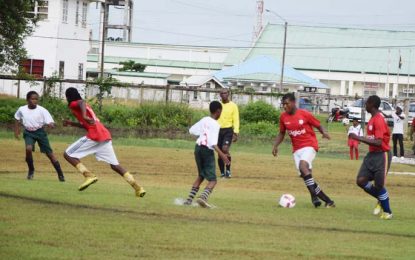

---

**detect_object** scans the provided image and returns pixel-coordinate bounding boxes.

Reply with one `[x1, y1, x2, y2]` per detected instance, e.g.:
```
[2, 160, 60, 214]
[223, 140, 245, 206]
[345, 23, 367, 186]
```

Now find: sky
[88, 0, 415, 47]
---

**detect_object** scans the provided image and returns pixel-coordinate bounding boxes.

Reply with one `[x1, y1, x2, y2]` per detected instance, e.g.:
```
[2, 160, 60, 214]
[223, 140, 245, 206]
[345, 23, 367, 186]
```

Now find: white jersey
[392, 113, 405, 134]
[189, 116, 220, 150]
[14, 105, 54, 131]
[348, 125, 363, 137]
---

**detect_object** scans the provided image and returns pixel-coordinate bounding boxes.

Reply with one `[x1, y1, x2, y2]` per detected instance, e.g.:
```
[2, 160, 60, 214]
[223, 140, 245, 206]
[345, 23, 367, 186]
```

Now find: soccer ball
[279, 194, 296, 208]
[342, 118, 350, 125]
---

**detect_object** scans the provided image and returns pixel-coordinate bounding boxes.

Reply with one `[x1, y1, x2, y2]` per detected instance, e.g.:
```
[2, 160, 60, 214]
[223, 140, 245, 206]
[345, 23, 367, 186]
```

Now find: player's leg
[398, 134, 404, 157]
[64, 137, 98, 190]
[110, 163, 146, 198]
[349, 146, 354, 160]
[392, 134, 398, 157]
[375, 152, 392, 219]
[221, 144, 231, 178]
[196, 148, 217, 208]
[37, 130, 65, 182]
[354, 143, 359, 160]
[185, 146, 204, 205]
[22, 131, 36, 179]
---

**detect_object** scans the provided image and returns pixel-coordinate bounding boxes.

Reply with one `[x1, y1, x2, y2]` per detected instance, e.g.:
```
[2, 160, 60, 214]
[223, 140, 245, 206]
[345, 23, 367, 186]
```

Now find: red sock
[349, 147, 354, 160]
[355, 148, 359, 160]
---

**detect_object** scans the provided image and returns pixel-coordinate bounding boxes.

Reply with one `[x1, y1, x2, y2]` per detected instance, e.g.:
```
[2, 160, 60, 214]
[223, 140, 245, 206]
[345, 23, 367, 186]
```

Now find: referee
[218, 89, 240, 178]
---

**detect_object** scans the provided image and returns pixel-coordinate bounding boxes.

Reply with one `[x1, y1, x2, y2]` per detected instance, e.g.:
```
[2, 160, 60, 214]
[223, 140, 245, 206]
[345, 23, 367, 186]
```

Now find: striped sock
[186, 187, 199, 203]
[362, 182, 378, 199]
[199, 188, 212, 201]
[378, 188, 392, 213]
[303, 175, 317, 196]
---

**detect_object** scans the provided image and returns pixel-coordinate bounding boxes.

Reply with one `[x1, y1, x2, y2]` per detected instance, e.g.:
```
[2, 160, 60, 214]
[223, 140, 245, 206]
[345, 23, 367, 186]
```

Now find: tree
[118, 60, 146, 72]
[88, 76, 119, 112]
[0, 0, 37, 71]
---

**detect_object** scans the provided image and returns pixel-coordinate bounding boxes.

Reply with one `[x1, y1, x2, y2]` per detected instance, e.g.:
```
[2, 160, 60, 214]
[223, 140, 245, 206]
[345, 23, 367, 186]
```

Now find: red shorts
[348, 138, 359, 148]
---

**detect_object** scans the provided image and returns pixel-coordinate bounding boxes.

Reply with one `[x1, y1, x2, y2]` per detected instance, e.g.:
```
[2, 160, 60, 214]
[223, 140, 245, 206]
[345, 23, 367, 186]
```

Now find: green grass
[1, 134, 415, 259]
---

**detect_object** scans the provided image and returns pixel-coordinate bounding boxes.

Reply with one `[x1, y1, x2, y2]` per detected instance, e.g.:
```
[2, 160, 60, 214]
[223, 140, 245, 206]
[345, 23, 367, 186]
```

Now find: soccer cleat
[225, 170, 232, 179]
[27, 171, 34, 180]
[78, 177, 98, 191]
[220, 172, 226, 178]
[196, 198, 212, 208]
[312, 196, 322, 208]
[325, 201, 336, 208]
[183, 199, 192, 206]
[380, 212, 393, 220]
[58, 175, 65, 182]
[373, 202, 382, 215]
[135, 187, 146, 198]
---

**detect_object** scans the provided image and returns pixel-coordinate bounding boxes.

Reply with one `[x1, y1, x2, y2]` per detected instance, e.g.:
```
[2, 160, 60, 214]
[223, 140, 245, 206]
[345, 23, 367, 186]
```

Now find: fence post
[404, 98, 410, 138]
[17, 79, 21, 98]
[165, 84, 170, 103]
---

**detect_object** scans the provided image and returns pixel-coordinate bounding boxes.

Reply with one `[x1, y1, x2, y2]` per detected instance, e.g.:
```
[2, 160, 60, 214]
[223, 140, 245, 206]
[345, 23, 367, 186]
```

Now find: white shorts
[65, 136, 119, 165]
[293, 147, 317, 174]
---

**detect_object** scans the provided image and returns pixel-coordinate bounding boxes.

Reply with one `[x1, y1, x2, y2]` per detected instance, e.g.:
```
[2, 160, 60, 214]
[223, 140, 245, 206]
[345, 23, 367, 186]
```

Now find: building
[22, 0, 92, 80]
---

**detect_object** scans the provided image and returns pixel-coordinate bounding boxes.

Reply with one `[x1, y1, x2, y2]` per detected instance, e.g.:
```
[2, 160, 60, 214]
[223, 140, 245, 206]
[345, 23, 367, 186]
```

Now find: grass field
[1, 130, 415, 259]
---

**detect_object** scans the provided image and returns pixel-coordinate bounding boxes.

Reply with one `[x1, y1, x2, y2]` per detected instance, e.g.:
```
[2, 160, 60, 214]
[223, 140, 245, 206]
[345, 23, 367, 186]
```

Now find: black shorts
[357, 151, 391, 186]
[218, 127, 234, 149]
[23, 128, 53, 154]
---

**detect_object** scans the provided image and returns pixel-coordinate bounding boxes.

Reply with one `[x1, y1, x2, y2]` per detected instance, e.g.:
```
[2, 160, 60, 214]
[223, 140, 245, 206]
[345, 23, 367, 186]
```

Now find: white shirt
[348, 125, 363, 137]
[392, 112, 405, 134]
[14, 105, 54, 131]
[189, 116, 220, 150]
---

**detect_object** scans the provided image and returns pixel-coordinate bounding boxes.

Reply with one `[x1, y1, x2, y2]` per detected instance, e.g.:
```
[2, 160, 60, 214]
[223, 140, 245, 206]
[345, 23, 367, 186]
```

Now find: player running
[14, 91, 65, 181]
[62, 87, 145, 198]
[184, 101, 230, 208]
[217, 89, 239, 178]
[272, 93, 335, 208]
[349, 95, 392, 220]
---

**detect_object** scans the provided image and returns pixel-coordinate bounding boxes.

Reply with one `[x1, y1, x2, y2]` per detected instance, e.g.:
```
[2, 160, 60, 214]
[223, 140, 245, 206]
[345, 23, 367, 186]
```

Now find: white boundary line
[389, 172, 415, 176]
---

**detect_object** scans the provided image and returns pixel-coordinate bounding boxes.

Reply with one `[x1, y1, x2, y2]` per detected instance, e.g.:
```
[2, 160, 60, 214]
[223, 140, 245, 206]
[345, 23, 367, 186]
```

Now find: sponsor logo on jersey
[288, 128, 306, 137]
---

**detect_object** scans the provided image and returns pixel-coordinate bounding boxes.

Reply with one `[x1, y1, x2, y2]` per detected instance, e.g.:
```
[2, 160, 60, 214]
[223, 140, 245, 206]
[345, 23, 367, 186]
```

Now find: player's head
[352, 117, 359, 126]
[209, 101, 222, 120]
[26, 91, 39, 108]
[365, 95, 381, 113]
[219, 88, 230, 103]
[65, 87, 83, 104]
[396, 106, 403, 114]
[281, 93, 296, 114]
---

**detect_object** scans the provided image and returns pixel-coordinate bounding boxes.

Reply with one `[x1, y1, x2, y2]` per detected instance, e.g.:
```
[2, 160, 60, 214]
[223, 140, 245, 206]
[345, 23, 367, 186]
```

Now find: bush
[0, 97, 26, 123]
[240, 121, 277, 138]
[240, 101, 280, 125]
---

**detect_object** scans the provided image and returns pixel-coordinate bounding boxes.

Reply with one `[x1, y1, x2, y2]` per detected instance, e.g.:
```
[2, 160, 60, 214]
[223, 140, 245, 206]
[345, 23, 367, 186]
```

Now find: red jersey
[366, 112, 390, 152]
[69, 101, 111, 142]
[279, 109, 320, 152]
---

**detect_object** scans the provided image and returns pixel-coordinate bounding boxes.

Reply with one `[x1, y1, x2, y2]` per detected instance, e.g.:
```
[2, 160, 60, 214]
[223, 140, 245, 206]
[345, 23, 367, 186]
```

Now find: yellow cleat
[78, 177, 98, 191]
[380, 212, 393, 220]
[135, 187, 146, 198]
[373, 202, 382, 215]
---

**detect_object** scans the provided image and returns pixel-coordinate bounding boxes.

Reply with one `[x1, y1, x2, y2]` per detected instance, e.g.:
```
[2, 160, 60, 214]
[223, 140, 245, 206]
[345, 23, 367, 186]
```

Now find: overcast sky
[88, 0, 415, 47]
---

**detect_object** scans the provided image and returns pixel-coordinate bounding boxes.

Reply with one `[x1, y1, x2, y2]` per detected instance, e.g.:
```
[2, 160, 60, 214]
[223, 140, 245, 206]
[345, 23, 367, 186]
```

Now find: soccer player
[272, 93, 335, 208]
[62, 87, 145, 198]
[14, 91, 65, 181]
[346, 118, 363, 160]
[217, 88, 239, 178]
[349, 95, 392, 220]
[184, 101, 230, 208]
[383, 106, 405, 159]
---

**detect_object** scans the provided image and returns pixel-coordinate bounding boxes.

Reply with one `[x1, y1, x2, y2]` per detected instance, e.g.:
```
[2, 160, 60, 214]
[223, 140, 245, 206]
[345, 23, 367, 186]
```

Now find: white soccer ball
[279, 194, 296, 208]
[342, 118, 350, 125]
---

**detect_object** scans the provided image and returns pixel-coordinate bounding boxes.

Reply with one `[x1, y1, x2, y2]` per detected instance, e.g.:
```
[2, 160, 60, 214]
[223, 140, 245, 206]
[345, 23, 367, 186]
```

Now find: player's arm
[63, 119, 83, 128]
[78, 100, 95, 125]
[213, 145, 230, 165]
[308, 112, 330, 139]
[273, 117, 286, 157]
[14, 119, 21, 139]
[350, 134, 382, 147]
[189, 120, 202, 136]
[232, 104, 240, 142]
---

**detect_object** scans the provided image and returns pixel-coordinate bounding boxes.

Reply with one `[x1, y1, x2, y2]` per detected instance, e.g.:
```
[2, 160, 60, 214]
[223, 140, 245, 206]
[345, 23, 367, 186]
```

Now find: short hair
[366, 95, 381, 109]
[26, 91, 38, 100]
[282, 93, 296, 102]
[352, 117, 359, 121]
[65, 87, 83, 104]
[209, 101, 222, 113]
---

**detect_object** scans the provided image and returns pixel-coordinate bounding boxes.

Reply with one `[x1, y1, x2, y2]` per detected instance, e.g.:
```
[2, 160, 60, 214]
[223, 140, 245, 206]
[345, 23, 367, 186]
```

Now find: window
[205, 92, 210, 100]
[75, 1, 80, 26]
[193, 91, 198, 100]
[82, 2, 88, 28]
[78, 63, 84, 80]
[20, 59, 44, 78]
[62, 0, 68, 23]
[59, 61, 65, 79]
[205, 82, 211, 88]
[29, 0, 49, 20]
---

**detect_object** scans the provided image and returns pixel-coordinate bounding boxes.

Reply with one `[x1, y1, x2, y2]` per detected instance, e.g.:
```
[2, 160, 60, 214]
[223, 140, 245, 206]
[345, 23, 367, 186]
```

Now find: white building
[22, 0, 92, 80]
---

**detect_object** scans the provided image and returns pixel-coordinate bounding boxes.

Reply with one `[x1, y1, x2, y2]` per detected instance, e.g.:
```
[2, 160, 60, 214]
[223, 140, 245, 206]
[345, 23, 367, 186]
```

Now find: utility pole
[98, 1, 108, 78]
[266, 9, 288, 93]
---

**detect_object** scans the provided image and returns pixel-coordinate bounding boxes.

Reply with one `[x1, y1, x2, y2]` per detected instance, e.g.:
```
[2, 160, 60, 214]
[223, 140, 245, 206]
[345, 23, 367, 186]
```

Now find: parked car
[299, 98, 313, 112]
[348, 99, 394, 124]
[408, 102, 415, 125]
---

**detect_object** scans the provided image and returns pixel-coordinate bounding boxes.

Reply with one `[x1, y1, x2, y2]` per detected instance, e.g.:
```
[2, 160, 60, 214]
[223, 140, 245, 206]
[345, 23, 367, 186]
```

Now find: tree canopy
[118, 60, 146, 72]
[0, 0, 36, 71]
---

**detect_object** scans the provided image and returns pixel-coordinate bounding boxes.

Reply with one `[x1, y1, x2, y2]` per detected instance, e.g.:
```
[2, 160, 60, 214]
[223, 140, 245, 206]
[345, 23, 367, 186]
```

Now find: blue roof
[214, 55, 328, 89]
